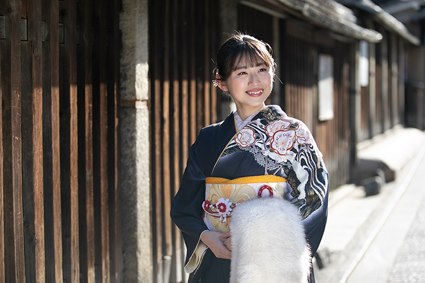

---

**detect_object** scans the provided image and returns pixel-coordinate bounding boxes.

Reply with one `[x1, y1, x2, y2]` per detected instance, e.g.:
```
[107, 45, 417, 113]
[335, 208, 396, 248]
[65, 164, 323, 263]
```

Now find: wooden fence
[359, 27, 405, 142]
[148, 0, 221, 282]
[0, 0, 122, 282]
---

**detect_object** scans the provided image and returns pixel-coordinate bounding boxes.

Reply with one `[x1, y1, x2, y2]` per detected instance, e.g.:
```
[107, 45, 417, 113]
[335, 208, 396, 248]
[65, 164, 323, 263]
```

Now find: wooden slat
[2, 0, 26, 282]
[41, 0, 62, 281]
[50, 0, 63, 281]
[162, 0, 173, 281]
[22, 13, 36, 283]
[81, 0, 95, 281]
[171, 0, 182, 281]
[189, 0, 197, 143]
[152, 0, 164, 281]
[97, 0, 111, 280]
[62, 0, 79, 281]
[29, 0, 46, 280]
[108, 0, 122, 280]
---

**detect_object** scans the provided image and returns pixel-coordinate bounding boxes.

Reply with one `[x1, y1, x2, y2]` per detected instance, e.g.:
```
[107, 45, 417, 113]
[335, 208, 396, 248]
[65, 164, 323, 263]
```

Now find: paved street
[315, 128, 425, 283]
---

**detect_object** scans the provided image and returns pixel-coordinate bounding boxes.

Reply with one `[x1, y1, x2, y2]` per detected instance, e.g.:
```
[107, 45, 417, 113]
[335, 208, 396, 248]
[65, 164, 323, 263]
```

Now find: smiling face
[217, 55, 274, 120]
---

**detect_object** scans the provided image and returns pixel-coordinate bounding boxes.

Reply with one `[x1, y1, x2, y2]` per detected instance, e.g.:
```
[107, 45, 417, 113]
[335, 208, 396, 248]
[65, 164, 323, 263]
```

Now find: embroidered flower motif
[270, 130, 295, 156]
[295, 124, 311, 145]
[235, 128, 256, 148]
[265, 119, 291, 137]
[215, 198, 233, 222]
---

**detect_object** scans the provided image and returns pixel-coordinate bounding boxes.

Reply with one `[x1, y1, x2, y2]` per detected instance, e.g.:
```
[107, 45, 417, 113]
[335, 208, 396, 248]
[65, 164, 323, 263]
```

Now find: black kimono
[171, 105, 329, 283]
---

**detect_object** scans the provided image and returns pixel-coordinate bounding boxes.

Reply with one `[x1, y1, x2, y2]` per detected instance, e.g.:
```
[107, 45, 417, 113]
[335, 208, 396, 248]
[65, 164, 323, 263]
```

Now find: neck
[237, 104, 265, 120]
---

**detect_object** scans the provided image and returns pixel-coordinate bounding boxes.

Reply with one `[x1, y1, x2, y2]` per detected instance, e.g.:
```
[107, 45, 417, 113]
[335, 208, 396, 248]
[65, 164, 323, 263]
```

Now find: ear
[215, 74, 228, 92]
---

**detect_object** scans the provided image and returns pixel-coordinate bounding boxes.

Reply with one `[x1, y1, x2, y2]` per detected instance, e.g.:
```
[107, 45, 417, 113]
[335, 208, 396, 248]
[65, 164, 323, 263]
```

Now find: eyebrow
[234, 62, 267, 71]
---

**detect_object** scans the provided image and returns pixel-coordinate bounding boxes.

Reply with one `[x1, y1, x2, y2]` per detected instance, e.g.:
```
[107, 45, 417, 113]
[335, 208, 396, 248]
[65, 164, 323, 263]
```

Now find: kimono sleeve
[170, 129, 213, 268]
[287, 123, 329, 256]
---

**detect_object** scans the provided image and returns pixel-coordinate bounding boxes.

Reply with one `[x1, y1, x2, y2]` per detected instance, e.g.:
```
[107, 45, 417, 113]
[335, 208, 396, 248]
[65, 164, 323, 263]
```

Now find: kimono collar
[234, 106, 265, 132]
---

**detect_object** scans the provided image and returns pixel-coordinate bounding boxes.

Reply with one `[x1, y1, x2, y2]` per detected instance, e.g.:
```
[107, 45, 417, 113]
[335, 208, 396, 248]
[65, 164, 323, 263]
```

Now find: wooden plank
[171, 0, 181, 281]
[111, 0, 123, 280]
[203, 1, 210, 126]
[2, 0, 26, 281]
[81, 0, 95, 281]
[41, 0, 63, 280]
[96, 0, 111, 280]
[29, 0, 45, 280]
[189, 0, 197, 143]
[21, 22, 37, 283]
[152, 0, 164, 281]
[62, 0, 79, 281]
[161, 1, 173, 282]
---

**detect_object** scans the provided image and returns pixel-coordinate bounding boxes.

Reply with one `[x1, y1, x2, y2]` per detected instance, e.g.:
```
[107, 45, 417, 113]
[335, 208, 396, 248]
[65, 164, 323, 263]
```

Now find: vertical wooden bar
[189, 0, 197, 143]
[22, 0, 37, 280]
[203, 1, 210, 126]
[63, 0, 80, 281]
[2, 0, 25, 281]
[162, 0, 172, 281]
[112, 0, 123, 280]
[152, 0, 163, 280]
[81, 0, 95, 281]
[398, 40, 405, 125]
[171, 0, 181, 281]
[51, 0, 62, 281]
[42, 0, 62, 280]
[29, 0, 45, 280]
[97, 0, 110, 280]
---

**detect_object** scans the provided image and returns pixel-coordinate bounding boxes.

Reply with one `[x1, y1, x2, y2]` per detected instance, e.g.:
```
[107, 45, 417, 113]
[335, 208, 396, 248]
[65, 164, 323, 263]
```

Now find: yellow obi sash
[185, 175, 288, 274]
[202, 175, 288, 233]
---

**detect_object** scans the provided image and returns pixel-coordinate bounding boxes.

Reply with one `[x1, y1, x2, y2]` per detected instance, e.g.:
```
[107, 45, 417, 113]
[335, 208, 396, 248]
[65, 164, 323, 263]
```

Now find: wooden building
[0, 0, 420, 282]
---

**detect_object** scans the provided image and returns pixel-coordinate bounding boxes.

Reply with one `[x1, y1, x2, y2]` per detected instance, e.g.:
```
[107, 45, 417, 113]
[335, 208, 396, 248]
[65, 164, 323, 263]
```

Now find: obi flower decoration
[235, 128, 256, 148]
[215, 198, 233, 222]
[295, 124, 311, 145]
[202, 198, 235, 223]
[265, 119, 291, 137]
[270, 130, 295, 157]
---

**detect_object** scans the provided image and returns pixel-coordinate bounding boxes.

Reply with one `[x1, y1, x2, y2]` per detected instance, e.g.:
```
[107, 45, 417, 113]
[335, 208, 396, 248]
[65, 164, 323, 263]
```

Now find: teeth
[248, 90, 262, 95]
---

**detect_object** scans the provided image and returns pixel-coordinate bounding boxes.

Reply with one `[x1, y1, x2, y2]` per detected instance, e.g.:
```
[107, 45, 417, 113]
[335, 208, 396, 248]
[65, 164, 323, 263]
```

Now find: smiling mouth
[247, 90, 263, 96]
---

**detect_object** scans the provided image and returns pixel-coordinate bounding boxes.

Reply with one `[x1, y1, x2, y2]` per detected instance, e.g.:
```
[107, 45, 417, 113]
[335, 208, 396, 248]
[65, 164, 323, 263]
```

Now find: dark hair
[214, 33, 276, 82]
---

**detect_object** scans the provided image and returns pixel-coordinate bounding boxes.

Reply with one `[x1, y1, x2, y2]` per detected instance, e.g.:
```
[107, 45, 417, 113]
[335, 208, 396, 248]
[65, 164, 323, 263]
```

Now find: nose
[248, 72, 260, 85]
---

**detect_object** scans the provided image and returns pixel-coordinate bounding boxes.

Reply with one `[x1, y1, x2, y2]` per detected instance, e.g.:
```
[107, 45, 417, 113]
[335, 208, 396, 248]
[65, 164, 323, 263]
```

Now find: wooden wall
[148, 0, 221, 282]
[0, 0, 122, 282]
[358, 28, 405, 142]
[281, 24, 351, 192]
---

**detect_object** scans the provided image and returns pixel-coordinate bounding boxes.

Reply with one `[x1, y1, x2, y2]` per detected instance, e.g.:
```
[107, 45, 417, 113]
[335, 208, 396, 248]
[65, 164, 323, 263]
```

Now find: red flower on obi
[202, 200, 211, 211]
[217, 203, 227, 212]
[258, 185, 274, 198]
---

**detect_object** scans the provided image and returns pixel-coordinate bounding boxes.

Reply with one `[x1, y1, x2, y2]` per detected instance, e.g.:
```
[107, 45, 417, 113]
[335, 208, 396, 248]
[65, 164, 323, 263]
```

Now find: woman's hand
[220, 231, 232, 251]
[200, 231, 231, 259]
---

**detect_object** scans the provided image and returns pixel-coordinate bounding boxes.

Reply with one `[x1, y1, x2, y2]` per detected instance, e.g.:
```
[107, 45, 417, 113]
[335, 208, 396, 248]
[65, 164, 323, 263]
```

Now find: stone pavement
[314, 126, 425, 283]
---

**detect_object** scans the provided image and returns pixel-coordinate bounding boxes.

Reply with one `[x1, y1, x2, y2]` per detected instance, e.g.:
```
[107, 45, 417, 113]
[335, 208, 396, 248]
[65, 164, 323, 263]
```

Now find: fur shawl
[229, 198, 310, 283]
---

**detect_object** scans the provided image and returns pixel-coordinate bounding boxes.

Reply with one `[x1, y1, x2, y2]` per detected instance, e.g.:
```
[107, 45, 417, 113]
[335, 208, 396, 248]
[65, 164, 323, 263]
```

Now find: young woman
[171, 33, 329, 283]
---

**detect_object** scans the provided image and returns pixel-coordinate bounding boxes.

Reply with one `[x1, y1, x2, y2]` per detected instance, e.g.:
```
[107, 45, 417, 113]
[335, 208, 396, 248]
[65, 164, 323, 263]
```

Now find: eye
[259, 67, 269, 72]
[237, 71, 247, 75]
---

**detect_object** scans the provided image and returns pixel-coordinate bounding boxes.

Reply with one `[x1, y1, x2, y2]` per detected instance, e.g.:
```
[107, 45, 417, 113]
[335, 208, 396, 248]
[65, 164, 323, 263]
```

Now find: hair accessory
[212, 79, 218, 87]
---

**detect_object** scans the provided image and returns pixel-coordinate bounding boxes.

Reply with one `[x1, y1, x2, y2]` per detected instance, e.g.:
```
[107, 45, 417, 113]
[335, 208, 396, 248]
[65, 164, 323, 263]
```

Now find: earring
[212, 79, 218, 87]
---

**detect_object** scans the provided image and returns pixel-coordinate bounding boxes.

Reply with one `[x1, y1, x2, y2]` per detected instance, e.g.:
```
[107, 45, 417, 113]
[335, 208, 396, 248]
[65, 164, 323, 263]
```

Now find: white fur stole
[229, 198, 310, 283]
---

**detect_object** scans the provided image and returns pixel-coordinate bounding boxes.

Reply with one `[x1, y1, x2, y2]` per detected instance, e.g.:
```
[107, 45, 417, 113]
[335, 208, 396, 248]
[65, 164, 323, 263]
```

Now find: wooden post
[349, 41, 360, 175]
